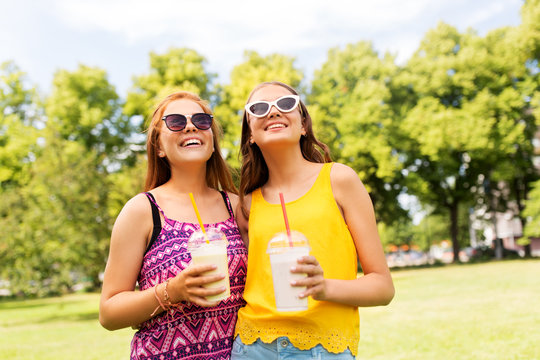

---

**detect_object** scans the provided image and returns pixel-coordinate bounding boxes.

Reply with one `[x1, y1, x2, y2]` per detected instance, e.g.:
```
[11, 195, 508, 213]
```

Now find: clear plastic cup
[187, 228, 230, 301]
[267, 231, 310, 311]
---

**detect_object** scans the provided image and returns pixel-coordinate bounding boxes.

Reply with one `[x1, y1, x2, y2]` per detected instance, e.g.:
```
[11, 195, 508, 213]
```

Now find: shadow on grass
[5, 311, 99, 327]
[0, 297, 92, 310]
[35, 311, 99, 323]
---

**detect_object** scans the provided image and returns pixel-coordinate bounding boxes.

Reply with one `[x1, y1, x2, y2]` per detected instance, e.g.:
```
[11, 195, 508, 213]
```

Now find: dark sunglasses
[162, 113, 213, 131]
[244, 95, 300, 118]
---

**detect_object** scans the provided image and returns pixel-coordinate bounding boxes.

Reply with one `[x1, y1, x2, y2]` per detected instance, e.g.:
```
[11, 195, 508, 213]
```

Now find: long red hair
[144, 91, 237, 193]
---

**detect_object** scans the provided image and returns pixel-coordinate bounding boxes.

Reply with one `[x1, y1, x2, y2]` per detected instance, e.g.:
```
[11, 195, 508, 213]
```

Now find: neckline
[146, 191, 235, 228]
[163, 214, 234, 228]
[258, 163, 329, 206]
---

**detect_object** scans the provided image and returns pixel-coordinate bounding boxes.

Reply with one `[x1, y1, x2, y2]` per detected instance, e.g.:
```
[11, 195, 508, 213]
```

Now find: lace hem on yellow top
[234, 318, 359, 356]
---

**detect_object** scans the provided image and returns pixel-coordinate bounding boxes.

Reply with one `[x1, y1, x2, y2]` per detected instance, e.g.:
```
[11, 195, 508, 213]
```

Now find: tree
[0, 132, 110, 296]
[309, 42, 407, 225]
[523, 179, 540, 238]
[213, 51, 303, 168]
[45, 64, 133, 164]
[395, 21, 536, 262]
[0, 61, 40, 190]
[124, 48, 215, 134]
[507, 0, 540, 251]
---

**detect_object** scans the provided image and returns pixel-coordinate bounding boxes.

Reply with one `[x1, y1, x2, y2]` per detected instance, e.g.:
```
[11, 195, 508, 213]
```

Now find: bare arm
[99, 194, 227, 331]
[99, 194, 158, 330]
[294, 163, 395, 307]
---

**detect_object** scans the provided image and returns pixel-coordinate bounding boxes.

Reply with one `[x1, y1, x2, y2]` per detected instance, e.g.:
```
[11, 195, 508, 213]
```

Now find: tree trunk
[450, 202, 460, 263]
[513, 177, 531, 257]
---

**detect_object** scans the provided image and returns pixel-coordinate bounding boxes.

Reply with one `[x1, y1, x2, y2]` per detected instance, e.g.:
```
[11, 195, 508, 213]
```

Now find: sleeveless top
[131, 192, 248, 360]
[234, 163, 359, 356]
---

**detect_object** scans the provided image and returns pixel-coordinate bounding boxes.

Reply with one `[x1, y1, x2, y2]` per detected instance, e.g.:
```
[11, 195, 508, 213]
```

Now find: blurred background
[0, 0, 538, 296]
[1, 1, 539, 359]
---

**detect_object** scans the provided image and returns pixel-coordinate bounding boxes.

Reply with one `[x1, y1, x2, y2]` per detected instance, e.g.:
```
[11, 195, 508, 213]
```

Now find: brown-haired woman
[99, 91, 247, 359]
[232, 82, 394, 359]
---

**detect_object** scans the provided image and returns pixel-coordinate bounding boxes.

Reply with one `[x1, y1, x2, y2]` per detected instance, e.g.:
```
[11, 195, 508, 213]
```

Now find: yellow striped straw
[189, 192, 208, 243]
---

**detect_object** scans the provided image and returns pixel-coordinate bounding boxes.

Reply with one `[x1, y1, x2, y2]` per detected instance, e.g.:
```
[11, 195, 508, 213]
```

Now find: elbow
[381, 283, 395, 306]
[99, 309, 121, 331]
[99, 313, 114, 331]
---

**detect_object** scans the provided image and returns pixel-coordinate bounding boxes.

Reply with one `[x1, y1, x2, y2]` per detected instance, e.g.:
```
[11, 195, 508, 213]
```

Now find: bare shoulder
[120, 193, 152, 218]
[329, 162, 371, 207]
[330, 162, 364, 189]
[113, 193, 153, 232]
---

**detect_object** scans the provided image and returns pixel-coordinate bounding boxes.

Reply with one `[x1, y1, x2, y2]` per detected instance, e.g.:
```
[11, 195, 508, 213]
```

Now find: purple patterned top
[130, 192, 247, 360]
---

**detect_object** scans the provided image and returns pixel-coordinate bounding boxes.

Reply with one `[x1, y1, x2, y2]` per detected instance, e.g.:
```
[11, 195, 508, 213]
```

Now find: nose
[183, 116, 198, 132]
[267, 105, 281, 118]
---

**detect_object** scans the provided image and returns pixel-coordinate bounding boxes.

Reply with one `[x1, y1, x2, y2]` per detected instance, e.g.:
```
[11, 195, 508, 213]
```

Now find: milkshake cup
[187, 227, 230, 301]
[267, 231, 310, 311]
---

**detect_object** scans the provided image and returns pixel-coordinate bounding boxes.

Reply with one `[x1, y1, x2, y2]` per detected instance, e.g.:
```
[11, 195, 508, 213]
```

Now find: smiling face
[158, 99, 214, 166]
[246, 84, 306, 148]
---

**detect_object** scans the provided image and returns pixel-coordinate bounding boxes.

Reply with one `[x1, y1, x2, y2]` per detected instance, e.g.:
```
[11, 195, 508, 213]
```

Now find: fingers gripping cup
[187, 227, 230, 302]
[267, 231, 310, 312]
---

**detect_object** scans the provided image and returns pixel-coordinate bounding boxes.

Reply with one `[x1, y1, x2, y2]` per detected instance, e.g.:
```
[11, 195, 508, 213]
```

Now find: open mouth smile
[181, 138, 202, 147]
[265, 123, 287, 131]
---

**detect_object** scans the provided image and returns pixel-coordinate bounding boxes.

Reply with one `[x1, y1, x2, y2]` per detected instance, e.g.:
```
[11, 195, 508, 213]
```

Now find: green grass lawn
[358, 259, 540, 359]
[0, 259, 538, 359]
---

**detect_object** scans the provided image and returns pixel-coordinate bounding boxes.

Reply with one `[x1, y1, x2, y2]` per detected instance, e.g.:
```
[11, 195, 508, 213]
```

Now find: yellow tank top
[235, 163, 359, 356]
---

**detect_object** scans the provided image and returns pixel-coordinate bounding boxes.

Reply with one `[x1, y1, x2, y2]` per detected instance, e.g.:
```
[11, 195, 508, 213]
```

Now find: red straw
[279, 192, 293, 247]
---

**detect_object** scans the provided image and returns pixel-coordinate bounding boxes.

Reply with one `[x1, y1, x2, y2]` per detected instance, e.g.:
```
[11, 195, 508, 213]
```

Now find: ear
[249, 135, 255, 144]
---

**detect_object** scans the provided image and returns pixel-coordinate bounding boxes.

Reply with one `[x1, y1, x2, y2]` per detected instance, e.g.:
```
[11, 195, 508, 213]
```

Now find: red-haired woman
[99, 91, 247, 360]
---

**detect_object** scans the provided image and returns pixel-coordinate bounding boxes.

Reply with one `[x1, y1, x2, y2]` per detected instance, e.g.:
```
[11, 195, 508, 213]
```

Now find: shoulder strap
[144, 192, 162, 253]
[220, 191, 234, 218]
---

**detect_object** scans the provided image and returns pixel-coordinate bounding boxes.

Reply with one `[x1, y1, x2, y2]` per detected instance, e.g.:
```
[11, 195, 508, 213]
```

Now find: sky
[0, 0, 523, 96]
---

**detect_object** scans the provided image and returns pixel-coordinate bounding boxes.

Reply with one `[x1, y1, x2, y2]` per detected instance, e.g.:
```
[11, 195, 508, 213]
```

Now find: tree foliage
[523, 180, 540, 238]
[394, 20, 538, 261]
[309, 42, 407, 224]
[1, 1, 539, 296]
[124, 48, 215, 132]
[46, 65, 131, 160]
[0, 61, 40, 190]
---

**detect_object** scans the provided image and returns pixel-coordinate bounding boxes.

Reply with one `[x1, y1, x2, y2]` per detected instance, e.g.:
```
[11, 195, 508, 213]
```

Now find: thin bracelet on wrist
[150, 282, 166, 317]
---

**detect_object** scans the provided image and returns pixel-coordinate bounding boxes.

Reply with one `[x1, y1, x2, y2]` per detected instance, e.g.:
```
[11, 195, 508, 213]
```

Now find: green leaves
[310, 41, 406, 224]
[1, 1, 539, 294]
[523, 180, 540, 238]
[125, 47, 214, 131]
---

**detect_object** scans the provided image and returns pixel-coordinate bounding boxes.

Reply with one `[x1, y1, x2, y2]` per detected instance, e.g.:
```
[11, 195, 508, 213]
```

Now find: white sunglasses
[245, 95, 300, 118]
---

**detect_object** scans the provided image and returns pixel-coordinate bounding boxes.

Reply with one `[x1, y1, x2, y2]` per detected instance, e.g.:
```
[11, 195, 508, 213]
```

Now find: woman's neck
[261, 145, 312, 189]
[164, 163, 212, 196]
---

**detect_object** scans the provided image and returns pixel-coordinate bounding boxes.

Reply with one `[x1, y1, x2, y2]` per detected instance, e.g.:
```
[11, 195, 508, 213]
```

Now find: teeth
[182, 139, 202, 146]
[267, 123, 286, 130]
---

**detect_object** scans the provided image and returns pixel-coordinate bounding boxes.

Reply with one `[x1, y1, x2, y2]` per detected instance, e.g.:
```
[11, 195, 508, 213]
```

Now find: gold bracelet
[163, 279, 171, 304]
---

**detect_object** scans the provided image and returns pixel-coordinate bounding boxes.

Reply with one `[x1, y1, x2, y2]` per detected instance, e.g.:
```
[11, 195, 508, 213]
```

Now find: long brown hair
[144, 91, 237, 193]
[239, 81, 331, 215]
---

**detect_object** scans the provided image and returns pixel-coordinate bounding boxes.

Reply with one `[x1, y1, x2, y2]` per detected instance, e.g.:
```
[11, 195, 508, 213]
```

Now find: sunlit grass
[358, 259, 540, 359]
[0, 293, 133, 359]
[0, 259, 538, 359]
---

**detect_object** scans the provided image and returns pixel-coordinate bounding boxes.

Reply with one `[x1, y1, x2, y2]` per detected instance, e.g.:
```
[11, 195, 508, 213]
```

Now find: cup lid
[187, 227, 227, 250]
[267, 230, 309, 254]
